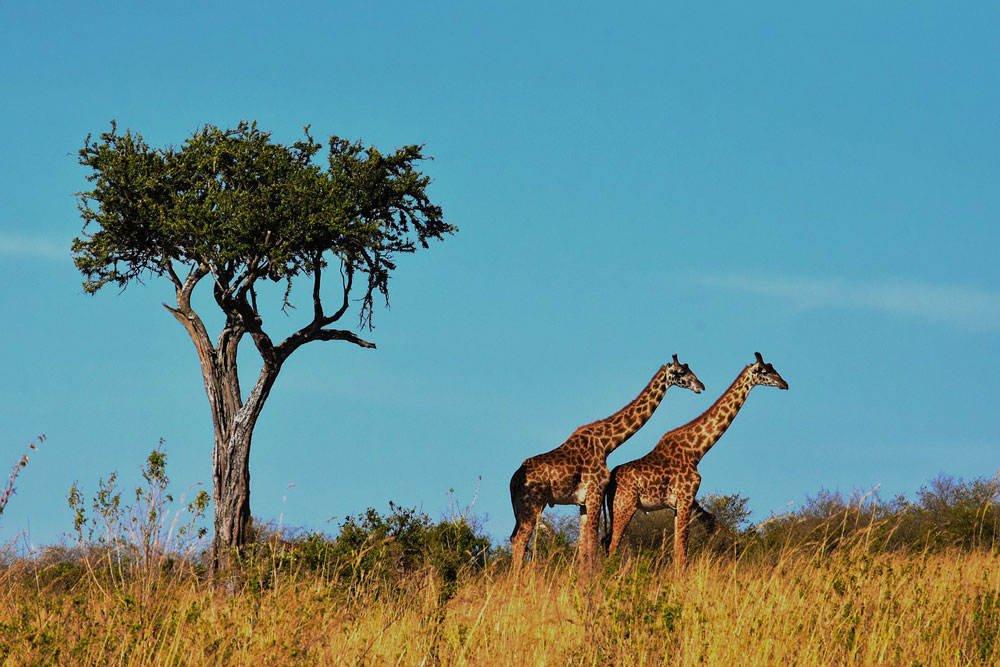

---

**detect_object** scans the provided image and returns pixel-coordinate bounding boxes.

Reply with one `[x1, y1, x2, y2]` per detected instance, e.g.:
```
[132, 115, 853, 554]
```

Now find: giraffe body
[509, 356, 705, 572]
[605, 352, 788, 573]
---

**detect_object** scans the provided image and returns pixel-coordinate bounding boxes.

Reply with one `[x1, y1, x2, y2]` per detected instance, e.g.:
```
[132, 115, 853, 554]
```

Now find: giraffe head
[748, 351, 789, 390]
[666, 354, 705, 393]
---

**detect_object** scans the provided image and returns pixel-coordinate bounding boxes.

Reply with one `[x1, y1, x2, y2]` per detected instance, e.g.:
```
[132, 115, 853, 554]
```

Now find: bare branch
[280, 278, 296, 315]
[205, 264, 279, 367]
[327, 261, 354, 324]
[162, 263, 218, 373]
[232, 230, 271, 302]
[274, 319, 376, 363]
[311, 328, 377, 349]
[164, 261, 184, 290]
[230, 293, 278, 365]
[177, 263, 209, 311]
[312, 253, 324, 321]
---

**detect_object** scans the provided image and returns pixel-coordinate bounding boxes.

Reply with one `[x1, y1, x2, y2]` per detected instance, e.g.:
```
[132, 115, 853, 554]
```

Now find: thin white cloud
[696, 273, 1000, 331]
[0, 233, 70, 261]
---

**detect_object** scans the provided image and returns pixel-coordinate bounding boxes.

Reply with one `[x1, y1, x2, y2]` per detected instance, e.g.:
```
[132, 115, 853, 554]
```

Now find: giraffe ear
[754, 351, 764, 365]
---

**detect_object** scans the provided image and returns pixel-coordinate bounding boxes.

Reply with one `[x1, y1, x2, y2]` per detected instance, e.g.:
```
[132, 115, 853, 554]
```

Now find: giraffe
[509, 355, 705, 572]
[604, 352, 788, 573]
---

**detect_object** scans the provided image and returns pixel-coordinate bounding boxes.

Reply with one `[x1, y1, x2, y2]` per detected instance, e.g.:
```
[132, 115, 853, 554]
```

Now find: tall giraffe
[509, 355, 705, 571]
[604, 352, 788, 573]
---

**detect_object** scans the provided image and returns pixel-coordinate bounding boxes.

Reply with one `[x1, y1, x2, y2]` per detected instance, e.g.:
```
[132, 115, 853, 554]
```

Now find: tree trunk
[209, 364, 279, 573]
[166, 281, 283, 575]
[164, 263, 373, 576]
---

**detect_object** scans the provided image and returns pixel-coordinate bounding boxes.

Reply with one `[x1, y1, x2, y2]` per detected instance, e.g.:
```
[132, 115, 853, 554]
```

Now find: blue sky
[2, 1, 998, 547]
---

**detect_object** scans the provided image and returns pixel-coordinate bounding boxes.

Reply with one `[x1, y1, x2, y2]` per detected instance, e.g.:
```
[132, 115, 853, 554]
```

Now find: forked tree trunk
[209, 365, 279, 572]
[166, 280, 282, 574]
[164, 263, 373, 575]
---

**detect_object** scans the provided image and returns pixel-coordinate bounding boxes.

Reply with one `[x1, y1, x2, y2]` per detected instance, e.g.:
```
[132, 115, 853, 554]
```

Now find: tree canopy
[73, 121, 455, 336]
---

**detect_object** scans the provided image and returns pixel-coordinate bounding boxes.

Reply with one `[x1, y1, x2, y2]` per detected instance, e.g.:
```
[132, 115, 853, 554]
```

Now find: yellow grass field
[2, 544, 998, 666]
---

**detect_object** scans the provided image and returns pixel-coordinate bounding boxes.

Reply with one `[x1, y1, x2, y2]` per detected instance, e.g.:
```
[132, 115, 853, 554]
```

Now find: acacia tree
[73, 121, 454, 570]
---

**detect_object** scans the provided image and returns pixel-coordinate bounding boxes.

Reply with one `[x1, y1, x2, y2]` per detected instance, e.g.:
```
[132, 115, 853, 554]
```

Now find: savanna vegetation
[72, 121, 454, 569]
[5, 120, 994, 666]
[3, 443, 998, 665]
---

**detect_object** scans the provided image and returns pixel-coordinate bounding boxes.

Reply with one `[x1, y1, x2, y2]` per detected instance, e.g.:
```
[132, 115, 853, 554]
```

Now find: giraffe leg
[673, 495, 693, 574]
[578, 493, 602, 571]
[607, 482, 637, 556]
[510, 501, 544, 573]
[510, 466, 545, 574]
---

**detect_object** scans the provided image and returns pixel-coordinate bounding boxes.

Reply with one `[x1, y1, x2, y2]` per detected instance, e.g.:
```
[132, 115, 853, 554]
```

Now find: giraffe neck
[595, 365, 669, 457]
[665, 367, 754, 461]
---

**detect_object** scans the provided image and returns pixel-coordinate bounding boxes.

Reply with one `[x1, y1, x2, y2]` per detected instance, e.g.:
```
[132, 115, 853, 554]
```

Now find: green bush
[605, 474, 999, 562]
[743, 474, 1000, 558]
[243, 502, 492, 592]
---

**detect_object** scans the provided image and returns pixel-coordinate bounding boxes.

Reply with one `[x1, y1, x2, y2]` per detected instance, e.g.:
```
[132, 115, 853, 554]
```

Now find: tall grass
[2, 540, 998, 664]
[3, 446, 999, 665]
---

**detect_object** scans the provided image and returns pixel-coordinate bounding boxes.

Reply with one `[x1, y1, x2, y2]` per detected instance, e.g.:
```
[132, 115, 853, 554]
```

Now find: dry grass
[2, 543, 998, 666]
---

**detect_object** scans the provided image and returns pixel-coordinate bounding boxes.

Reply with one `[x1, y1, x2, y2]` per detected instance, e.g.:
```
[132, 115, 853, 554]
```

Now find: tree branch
[232, 231, 271, 303]
[163, 263, 209, 318]
[311, 329, 377, 349]
[202, 260, 278, 367]
[274, 322, 376, 363]
[326, 261, 353, 324]
[164, 261, 184, 290]
[312, 254, 324, 322]
[229, 292, 278, 365]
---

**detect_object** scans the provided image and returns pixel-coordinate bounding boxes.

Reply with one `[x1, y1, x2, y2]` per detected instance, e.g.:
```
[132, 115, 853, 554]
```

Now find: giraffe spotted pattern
[509, 355, 705, 572]
[604, 352, 788, 573]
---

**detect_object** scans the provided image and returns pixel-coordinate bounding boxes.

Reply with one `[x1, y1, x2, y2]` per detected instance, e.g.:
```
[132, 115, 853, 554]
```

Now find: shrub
[243, 502, 493, 592]
[743, 474, 1000, 559]
[65, 442, 210, 585]
[608, 474, 1000, 562]
[331, 503, 491, 582]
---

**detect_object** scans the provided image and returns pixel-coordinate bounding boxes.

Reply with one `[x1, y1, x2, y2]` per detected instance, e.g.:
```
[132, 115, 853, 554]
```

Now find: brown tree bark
[163, 261, 373, 574]
[162, 264, 272, 573]
[208, 364, 279, 572]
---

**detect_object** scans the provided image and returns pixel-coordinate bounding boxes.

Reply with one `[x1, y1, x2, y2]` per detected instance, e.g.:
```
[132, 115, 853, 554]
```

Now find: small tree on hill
[73, 121, 454, 571]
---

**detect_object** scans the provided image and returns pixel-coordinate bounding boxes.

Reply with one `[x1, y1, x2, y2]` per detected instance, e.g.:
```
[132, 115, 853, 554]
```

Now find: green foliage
[584, 559, 683, 658]
[702, 492, 753, 533]
[72, 121, 454, 326]
[609, 475, 999, 562]
[533, 511, 581, 563]
[744, 473, 1000, 558]
[330, 503, 491, 582]
[243, 503, 492, 593]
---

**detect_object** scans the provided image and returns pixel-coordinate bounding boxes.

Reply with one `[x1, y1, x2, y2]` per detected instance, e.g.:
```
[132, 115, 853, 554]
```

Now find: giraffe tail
[601, 465, 621, 552]
[509, 463, 528, 542]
